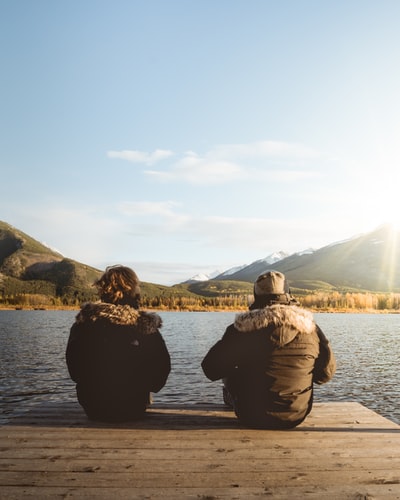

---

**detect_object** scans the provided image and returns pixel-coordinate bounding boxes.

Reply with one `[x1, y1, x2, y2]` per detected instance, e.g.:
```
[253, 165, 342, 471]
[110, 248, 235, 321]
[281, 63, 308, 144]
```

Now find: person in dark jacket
[201, 270, 336, 429]
[66, 265, 171, 422]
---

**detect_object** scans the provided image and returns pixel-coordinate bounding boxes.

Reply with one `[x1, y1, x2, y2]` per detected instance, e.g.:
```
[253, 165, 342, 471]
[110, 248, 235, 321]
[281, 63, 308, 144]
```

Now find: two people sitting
[66, 266, 335, 428]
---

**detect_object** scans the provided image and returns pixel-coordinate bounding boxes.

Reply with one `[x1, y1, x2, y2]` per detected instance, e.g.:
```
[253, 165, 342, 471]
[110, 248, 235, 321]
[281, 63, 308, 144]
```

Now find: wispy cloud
[146, 151, 244, 184]
[107, 149, 174, 165]
[118, 200, 180, 217]
[113, 201, 333, 254]
[107, 139, 323, 185]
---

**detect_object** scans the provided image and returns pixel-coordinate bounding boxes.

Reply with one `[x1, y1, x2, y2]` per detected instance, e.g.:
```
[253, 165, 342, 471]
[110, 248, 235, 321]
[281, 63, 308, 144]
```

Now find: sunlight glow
[380, 222, 399, 292]
[385, 220, 400, 232]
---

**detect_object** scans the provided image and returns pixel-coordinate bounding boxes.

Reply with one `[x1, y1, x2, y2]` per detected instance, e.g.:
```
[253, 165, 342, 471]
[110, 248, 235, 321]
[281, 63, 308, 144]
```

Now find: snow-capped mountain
[213, 251, 289, 281]
[183, 270, 222, 284]
[183, 251, 289, 283]
[215, 264, 247, 278]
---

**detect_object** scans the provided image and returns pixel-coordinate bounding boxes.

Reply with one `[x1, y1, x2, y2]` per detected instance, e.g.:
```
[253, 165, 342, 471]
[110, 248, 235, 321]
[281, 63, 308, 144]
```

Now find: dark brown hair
[94, 265, 141, 308]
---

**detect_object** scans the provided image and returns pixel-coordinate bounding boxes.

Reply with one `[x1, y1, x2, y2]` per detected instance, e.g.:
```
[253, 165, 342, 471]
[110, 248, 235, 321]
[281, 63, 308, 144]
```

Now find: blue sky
[1, 0, 400, 285]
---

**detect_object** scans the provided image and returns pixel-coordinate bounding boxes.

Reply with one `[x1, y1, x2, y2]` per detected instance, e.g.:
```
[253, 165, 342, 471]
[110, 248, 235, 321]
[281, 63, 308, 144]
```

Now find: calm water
[0, 310, 399, 424]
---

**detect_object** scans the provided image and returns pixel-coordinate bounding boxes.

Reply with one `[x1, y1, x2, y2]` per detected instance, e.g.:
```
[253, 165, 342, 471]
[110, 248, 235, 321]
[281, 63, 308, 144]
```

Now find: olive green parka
[202, 304, 336, 429]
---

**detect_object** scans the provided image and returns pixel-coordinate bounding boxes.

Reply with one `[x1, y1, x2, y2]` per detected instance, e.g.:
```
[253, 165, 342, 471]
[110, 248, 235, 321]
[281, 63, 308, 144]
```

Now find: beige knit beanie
[254, 271, 287, 296]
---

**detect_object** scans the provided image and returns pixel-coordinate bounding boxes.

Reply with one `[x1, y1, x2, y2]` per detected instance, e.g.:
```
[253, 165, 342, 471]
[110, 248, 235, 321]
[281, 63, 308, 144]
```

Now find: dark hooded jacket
[66, 302, 171, 422]
[201, 304, 335, 429]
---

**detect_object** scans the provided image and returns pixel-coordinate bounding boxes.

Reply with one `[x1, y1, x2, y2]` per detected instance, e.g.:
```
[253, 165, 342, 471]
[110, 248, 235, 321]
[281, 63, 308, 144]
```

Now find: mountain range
[203, 224, 400, 293]
[185, 251, 289, 283]
[1, 220, 400, 301]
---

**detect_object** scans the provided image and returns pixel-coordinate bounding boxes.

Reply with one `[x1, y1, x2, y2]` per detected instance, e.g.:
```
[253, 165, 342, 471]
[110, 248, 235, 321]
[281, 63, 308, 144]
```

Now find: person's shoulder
[220, 320, 243, 340]
[74, 301, 109, 324]
[233, 305, 316, 335]
[137, 311, 162, 334]
[73, 302, 135, 325]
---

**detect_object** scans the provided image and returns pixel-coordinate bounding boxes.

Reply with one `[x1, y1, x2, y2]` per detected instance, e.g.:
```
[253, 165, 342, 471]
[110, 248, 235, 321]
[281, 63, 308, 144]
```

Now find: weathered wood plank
[1, 443, 398, 464]
[2, 433, 400, 449]
[1, 485, 399, 499]
[1, 469, 400, 488]
[2, 456, 400, 473]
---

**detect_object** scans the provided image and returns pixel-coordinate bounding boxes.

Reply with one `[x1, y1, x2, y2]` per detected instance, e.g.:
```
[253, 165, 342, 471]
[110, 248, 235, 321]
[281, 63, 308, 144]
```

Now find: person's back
[66, 266, 171, 422]
[202, 271, 336, 429]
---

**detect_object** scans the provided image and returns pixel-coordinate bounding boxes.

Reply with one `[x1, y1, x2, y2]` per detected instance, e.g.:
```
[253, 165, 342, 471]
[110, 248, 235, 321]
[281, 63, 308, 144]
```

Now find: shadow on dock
[2, 401, 400, 433]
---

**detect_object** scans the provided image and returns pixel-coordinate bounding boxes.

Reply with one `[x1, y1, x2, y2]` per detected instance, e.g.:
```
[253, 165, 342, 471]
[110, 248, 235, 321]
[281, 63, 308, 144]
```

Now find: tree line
[2, 291, 400, 311]
[300, 291, 400, 311]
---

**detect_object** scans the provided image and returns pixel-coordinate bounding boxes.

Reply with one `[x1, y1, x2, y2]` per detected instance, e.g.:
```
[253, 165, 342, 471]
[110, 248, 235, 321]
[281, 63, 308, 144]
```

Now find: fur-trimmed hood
[74, 302, 162, 334]
[234, 304, 316, 346]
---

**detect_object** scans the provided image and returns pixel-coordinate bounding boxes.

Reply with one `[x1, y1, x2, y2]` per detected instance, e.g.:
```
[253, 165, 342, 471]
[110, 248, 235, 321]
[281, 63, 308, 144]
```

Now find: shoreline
[0, 305, 399, 314]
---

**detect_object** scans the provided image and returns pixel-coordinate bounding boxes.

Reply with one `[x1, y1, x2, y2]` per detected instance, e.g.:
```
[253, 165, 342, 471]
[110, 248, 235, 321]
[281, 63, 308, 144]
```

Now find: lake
[0, 310, 399, 425]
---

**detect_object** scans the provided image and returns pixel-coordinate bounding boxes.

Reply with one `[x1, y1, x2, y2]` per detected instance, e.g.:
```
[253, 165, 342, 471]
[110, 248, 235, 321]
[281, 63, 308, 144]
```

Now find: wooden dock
[1, 401, 400, 499]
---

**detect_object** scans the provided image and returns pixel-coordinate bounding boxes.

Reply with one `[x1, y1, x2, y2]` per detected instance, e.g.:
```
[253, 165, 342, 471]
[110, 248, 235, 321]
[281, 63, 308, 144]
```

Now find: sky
[2, 0, 400, 285]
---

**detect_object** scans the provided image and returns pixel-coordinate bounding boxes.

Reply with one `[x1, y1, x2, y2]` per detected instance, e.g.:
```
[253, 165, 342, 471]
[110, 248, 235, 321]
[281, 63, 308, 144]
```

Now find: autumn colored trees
[2, 290, 400, 311]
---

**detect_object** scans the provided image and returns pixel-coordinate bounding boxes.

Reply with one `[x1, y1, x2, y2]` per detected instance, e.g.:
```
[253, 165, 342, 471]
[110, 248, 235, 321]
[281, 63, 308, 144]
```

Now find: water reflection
[313, 313, 400, 422]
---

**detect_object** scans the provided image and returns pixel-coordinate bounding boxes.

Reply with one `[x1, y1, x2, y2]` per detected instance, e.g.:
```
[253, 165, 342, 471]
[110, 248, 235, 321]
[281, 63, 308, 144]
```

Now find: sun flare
[384, 219, 400, 233]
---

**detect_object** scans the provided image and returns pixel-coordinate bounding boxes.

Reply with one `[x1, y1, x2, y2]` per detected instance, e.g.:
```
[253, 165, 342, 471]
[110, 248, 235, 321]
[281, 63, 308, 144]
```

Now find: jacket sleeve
[145, 332, 171, 393]
[65, 323, 82, 383]
[313, 325, 336, 384]
[201, 326, 243, 381]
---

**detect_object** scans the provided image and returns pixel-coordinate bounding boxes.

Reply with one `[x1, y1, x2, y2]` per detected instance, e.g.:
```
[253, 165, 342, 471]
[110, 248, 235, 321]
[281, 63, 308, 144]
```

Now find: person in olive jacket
[66, 265, 171, 422]
[202, 271, 336, 429]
